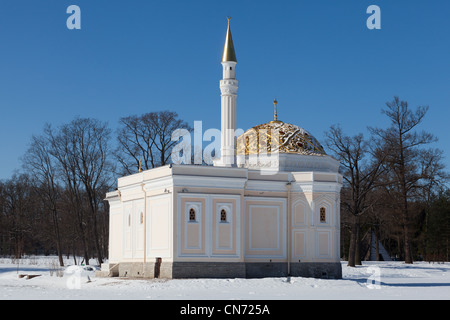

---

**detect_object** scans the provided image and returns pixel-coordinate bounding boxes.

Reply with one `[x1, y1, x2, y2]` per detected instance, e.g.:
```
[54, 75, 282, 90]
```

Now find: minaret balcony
[220, 80, 239, 95]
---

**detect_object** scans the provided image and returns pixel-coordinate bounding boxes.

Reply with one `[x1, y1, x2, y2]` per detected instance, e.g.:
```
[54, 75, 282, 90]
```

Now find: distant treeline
[0, 111, 190, 266]
[328, 97, 449, 265]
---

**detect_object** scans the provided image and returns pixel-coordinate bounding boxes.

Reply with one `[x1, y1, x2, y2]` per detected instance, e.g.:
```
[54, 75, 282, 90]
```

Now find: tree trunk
[51, 208, 64, 267]
[403, 219, 413, 264]
[86, 190, 103, 265]
[355, 216, 361, 265]
[347, 215, 358, 267]
[76, 210, 90, 265]
[375, 231, 380, 261]
[92, 214, 103, 265]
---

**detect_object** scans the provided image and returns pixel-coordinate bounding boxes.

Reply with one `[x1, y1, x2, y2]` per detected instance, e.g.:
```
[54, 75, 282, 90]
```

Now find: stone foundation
[102, 261, 342, 279]
[290, 262, 342, 279]
[172, 262, 246, 279]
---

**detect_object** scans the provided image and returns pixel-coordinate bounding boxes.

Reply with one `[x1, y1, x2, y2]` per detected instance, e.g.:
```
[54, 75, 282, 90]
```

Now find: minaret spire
[216, 17, 239, 167]
[222, 17, 237, 63]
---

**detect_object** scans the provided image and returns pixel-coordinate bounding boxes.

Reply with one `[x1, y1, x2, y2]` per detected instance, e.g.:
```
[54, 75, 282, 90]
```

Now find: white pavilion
[101, 18, 342, 279]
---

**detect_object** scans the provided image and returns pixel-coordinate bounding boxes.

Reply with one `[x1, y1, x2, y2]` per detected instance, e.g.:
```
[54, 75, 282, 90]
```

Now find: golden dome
[236, 120, 326, 156]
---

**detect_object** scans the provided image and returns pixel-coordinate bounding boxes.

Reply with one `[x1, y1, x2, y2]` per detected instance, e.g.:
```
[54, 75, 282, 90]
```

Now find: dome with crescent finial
[236, 121, 326, 156]
[236, 100, 326, 157]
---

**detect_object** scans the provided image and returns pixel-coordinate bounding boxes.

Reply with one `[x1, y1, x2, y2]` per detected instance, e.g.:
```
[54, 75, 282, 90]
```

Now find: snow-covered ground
[0, 256, 449, 300]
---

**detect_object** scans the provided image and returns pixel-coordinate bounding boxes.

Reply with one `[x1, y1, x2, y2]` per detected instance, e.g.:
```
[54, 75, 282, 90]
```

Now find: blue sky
[0, 0, 449, 180]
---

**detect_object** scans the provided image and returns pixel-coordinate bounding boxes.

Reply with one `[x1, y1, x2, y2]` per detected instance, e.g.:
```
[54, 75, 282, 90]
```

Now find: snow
[1, 256, 449, 300]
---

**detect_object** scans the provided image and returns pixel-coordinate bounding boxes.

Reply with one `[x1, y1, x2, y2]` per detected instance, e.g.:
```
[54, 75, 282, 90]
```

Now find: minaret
[217, 17, 238, 167]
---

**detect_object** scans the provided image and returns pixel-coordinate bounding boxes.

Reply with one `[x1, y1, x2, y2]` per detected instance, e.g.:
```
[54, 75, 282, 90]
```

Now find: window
[220, 209, 227, 222]
[189, 208, 196, 222]
[320, 207, 326, 223]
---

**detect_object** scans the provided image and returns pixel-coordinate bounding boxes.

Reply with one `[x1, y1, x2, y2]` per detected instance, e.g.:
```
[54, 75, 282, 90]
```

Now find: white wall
[176, 193, 241, 260]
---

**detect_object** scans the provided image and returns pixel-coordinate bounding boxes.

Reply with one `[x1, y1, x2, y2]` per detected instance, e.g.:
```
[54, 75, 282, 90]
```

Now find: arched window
[189, 208, 196, 222]
[220, 209, 227, 222]
[320, 207, 326, 223]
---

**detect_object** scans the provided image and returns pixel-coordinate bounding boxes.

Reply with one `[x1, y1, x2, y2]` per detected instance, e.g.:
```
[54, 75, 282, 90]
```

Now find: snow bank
[0, 257, 449, 300]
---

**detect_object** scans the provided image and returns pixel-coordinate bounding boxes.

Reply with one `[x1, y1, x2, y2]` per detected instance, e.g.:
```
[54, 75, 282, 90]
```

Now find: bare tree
[23, 134, 64, 266]
[46, 118, 114, 265]
[0, 181, 4, 255]
[325, 125, 385, 267]
[69, 118, 113, 265]
[1, 174, 35, 259]
[46, 123, 90, 264]
[416, 149, 448, 260]
[370, 96, 439, 263]
[115, 111, 191, 175]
